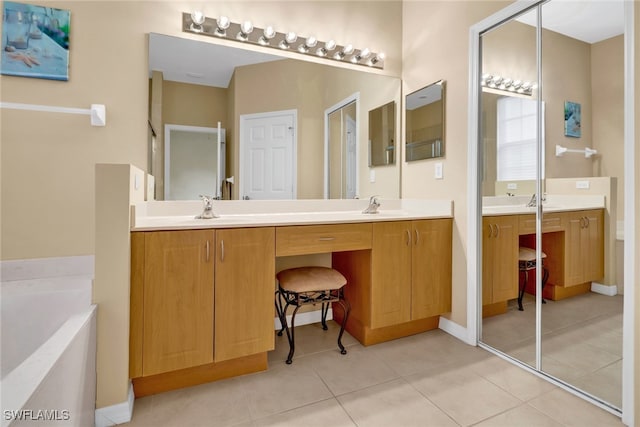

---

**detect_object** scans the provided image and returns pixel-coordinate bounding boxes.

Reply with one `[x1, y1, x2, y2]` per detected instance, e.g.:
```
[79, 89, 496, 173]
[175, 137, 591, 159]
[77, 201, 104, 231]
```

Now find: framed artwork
[564, 101, 581, 138]
[1, 1, 70, 81]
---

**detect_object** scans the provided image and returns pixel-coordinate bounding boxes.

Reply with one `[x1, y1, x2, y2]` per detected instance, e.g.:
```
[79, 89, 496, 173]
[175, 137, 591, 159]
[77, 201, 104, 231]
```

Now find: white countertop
[131, 199, 453, 231]
[482, 194, 605, 216]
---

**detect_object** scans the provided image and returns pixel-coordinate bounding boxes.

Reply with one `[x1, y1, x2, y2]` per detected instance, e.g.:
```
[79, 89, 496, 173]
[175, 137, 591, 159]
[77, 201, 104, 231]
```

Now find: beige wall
[592, 35, 625, 222]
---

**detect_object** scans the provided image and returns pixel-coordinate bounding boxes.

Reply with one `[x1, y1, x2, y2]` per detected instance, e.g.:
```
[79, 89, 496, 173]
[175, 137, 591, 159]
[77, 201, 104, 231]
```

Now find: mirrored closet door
[478, 0, 625, 413]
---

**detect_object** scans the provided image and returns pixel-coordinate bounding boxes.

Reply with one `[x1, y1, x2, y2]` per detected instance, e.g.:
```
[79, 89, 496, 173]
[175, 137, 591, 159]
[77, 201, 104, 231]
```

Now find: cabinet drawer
[276, 223, 372, 256]
[519, 213, 564, 235]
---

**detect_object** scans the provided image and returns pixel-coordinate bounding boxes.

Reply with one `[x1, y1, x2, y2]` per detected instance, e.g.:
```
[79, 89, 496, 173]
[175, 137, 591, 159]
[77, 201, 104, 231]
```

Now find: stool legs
[321, 302, 330, 331]
[517, 265, 550, 311]
[334, 292, 351, 355]
[275, 287, 350, 364]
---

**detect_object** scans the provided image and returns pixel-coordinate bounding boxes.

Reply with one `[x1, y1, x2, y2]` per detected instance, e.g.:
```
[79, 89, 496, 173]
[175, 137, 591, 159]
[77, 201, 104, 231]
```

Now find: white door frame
[466, 1, 635, 424]
[239, 109, 297, 200]
[324, 93, 360, 199]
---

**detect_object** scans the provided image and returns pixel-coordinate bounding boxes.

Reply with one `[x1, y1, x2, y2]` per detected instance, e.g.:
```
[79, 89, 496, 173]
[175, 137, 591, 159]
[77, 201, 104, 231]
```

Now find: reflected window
[496, 97, 545, 181]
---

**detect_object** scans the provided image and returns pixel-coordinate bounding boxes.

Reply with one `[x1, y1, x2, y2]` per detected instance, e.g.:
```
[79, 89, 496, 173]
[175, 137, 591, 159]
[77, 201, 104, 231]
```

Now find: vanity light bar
[182, 12, 385, 70]
[480, 73, 535, 96]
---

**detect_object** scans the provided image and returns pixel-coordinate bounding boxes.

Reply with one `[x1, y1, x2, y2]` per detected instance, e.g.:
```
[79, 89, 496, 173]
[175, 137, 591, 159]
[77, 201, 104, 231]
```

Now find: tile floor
[482, 292, 623, 408]
[124, 320, 623, 427]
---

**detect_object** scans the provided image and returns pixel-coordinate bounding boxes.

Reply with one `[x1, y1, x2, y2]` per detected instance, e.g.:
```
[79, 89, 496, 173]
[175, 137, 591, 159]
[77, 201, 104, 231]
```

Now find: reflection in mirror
[148, 33, 401, 200]
[164, 124, 225, 200]
[405, 80, 445, 161]
[328, 100, 357, 199]
[479, 0, 625, 411]
[368, 101, 395, 166]
[479, 7, 538, 370]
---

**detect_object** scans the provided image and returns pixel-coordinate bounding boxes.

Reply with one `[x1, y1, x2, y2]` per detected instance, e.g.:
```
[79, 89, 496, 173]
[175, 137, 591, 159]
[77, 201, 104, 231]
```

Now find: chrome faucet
[362, 195, 381, 214]
[195, 195, 219, 219]
[526, 193, 546, 207]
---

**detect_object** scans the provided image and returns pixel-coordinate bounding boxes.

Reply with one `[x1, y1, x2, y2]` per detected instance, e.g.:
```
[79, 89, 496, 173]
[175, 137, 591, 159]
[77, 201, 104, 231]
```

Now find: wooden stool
[275, 267, 351, 364]
[518, 247, 549, 311]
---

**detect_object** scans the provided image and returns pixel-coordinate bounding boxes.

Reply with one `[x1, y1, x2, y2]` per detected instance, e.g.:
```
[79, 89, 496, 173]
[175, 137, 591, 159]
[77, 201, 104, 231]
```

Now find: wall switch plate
[507, 182, 518, 190]
[576, 180, 590, 189]
[434, 162, 443, 179]
[369, 169, 376, 183]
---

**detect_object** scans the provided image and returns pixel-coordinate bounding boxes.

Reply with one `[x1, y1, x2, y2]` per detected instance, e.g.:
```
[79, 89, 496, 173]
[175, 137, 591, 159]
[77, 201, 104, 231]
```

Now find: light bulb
[191, 11, 205, 25]
[285, 32, 297, 43]
[215, 16, 230, 36]
[325, 40, 336, 51]
[259, 26, 276, 45]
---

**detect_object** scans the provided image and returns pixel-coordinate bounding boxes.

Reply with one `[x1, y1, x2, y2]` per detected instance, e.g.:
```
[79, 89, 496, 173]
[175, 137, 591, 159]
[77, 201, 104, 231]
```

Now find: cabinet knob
[414, 229, 420, 245]
[220, 240, 225, 261]
[405, 229, 411, 246]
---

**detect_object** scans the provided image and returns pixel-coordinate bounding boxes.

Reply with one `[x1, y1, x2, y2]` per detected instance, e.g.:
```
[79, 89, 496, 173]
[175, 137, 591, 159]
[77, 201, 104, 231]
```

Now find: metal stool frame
[518, 258, 550, 311]
[274, 284, 350, 364]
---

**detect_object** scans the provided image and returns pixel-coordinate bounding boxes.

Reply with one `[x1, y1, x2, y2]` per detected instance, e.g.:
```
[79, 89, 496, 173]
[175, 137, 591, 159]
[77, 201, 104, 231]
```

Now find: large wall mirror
[148, 33, 401, 201]
[405, 80, 445, 162]
[478, 0, 625, 412]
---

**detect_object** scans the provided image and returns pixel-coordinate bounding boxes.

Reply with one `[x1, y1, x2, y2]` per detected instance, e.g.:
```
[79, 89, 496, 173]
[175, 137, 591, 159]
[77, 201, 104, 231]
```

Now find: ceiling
[516, 0, 625, 44]
[149, 1, 625, 88]
[148, 33, 282, 88]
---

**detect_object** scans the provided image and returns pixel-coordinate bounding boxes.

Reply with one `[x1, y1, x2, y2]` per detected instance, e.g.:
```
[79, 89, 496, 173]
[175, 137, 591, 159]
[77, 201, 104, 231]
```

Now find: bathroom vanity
[482, 196, 605, 316]
[128, 199, 453, 396]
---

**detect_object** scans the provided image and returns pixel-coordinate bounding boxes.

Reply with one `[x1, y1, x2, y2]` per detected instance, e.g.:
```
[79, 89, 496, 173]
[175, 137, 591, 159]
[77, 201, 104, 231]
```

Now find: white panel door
[240, 111, 296, 200]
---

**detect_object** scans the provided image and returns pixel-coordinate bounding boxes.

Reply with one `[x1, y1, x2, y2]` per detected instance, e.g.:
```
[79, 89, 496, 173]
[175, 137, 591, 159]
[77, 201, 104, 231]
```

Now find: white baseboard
[591, 282, 618, 296]
[95, 382, 134, 427]
[274, 308, 332, 330]
[439, 316, 474, 345]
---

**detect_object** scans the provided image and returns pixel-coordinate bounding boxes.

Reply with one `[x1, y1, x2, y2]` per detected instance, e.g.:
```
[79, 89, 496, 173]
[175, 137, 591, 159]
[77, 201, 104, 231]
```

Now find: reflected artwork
[564, 100, 581, 138]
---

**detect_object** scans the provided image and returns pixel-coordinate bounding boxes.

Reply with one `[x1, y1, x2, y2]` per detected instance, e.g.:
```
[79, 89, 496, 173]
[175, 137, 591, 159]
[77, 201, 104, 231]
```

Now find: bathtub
[1, 257, 96, 427]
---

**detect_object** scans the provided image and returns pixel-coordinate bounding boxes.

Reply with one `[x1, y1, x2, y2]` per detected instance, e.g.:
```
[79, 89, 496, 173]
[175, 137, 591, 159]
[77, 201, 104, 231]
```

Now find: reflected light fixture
[481, 73, 535, 95]
[350, 47, 371, 64]
[182, 12, 385, 69]
[369, 52, 385, 66]
[298, 36, 317, 53]
[316, 39, 336, 57]
[334, 44, 354, 60]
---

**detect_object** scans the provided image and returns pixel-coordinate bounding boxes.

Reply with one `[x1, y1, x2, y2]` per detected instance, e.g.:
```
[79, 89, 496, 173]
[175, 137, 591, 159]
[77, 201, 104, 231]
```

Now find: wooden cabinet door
[481, 218, 495, 305]
[564, 213, 584, 285]
[584, 209, 604, 282]
[483, 216, 519, 304]
[371, 221, 412, 328]
[565, 210, 604, 286]
[411, 219, 452, 319]
[214, 227, 275, 362]
[142, 230, 214, 376]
